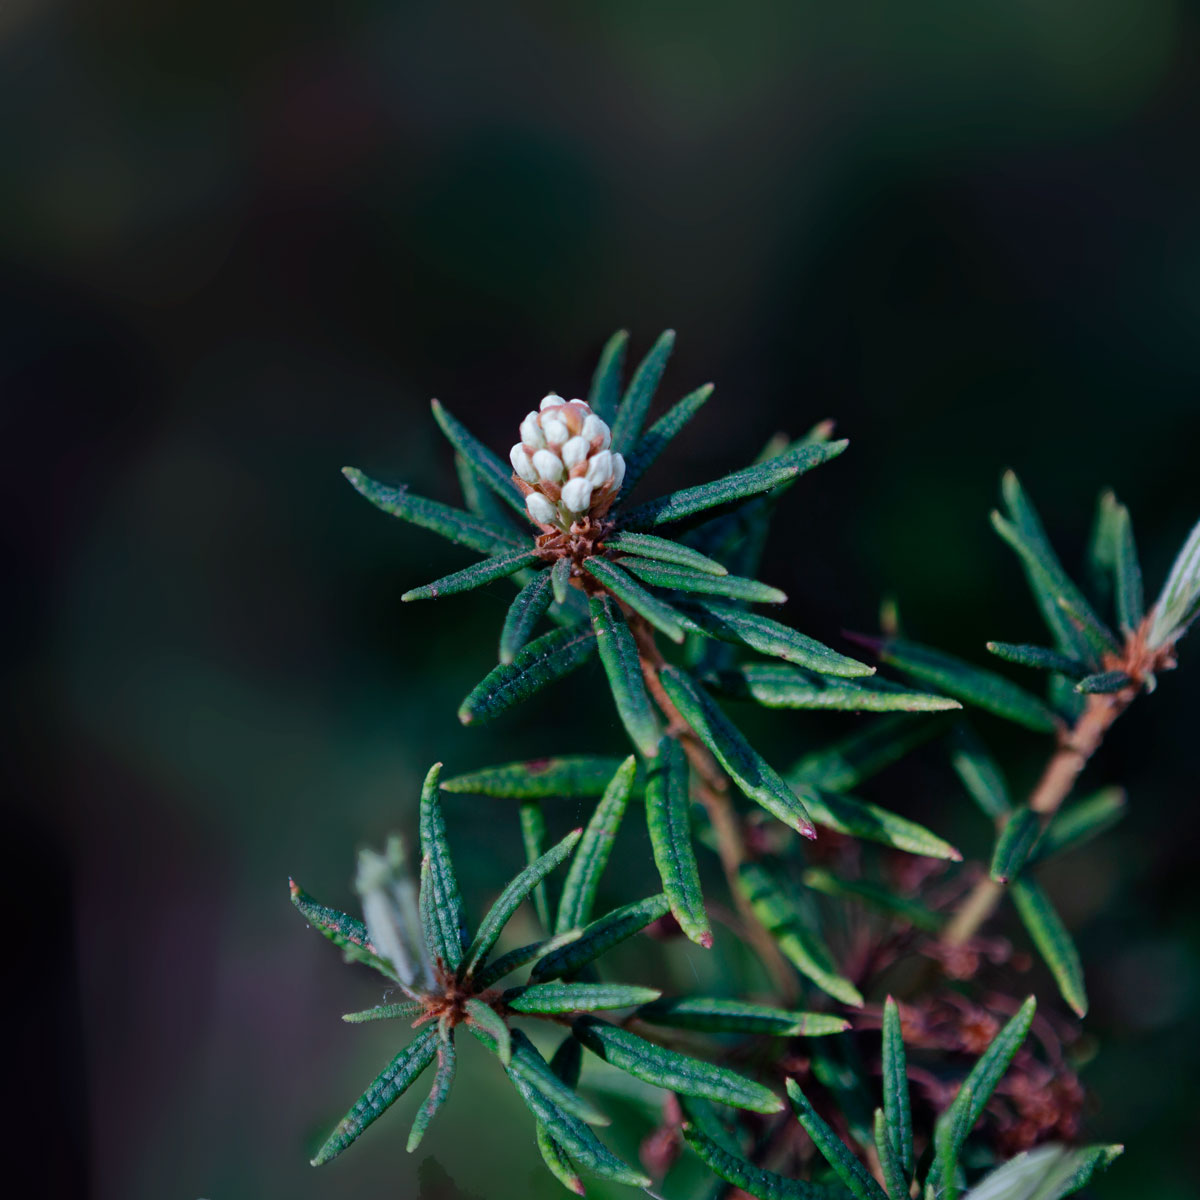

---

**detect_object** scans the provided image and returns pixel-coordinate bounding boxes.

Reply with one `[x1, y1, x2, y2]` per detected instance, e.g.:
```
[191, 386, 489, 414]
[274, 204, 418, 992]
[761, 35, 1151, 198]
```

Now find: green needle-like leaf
[342, 468, 524, 555]
[682, 1123, 827, 1200]
[503, 1029, 609, 1126]
[934, 1082, 974, 1200]
[418, 763, 467, 971]
[430, 399, 527, 517]
[588, 328, 629, 423]
[1149, 514, 1200, 647]
[1112, 501, 1144, 633]
[874, 1110, 909, 1200]
[465, 996, 512, 1065]
[402, 547, 540, 602]
[607, 530, 728, 574]
[506, 982, 662, 1013]
[407, 1034, 456, 1153]
[985, 643, 1089, 677]
[589, 596, 663, 757]
[518, 800, 552, 931]
[455, 449, 517, 528]
[990, 808, 1042, 883]
[341, 1002, 422, 1023]
[799, 788, 962, 861]
[582, 555, 688, 642]
[786, 1079, 887, 1200]
[622, 558, 787, 604]
[551, 556, 572, 605]
[289, 880, 400, 981]
[960, 1142, 1123, 1200]
[660, 666, 817, 838]
[622, 383, 714, 495]
[1074, 670, 1132, 694]
[709, 662, 958, 712]
[645, 735, 712, 947]
[881, 997, 913, 1177]
[535, 1120, 584, 1196]
[791, 714, 950, 793]
[1010, 879, 1087, 1016]
[532, 893, 670, 981]
[442, 756, 635, 799]
[737, 863, 863, 1006]
[311, 1027, 439, 1165]
[1055, 593, 1121, 658]
[556, 756, 638, 933]
[865, 636, 1060, 734]
[803, 869, 941, 931]
[464, 828, 583, 974]
[500, 571, 555, 663]
[947, 722, 1012, 821]
[458, 624, 598, 725]
[610, 329, 675, 454]
[471, 929, 584, 991]
[1029, 787, 1126, 865]
[574, 1017, 784, 1114]
[636, 996, 849, 1037]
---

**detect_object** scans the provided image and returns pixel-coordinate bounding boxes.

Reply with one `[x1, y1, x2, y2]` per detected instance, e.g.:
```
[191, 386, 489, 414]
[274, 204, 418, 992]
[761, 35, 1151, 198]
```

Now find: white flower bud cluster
[510, 394, 626, 530]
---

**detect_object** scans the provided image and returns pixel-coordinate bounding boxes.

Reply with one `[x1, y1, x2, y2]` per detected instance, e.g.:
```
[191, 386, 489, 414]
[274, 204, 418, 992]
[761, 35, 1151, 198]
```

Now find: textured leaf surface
[551, 556, 572, 605]
[800, 788, 962, 861]
[582, 554, 688, 642]
[990, 808, 1042, 883]
[623, 558, 787, 604]
[418, 764, 467, 971]
[464, 996, 512, 1065]
[874, 1109, 908, 1200]
[403, 548, 539, 602]
[431, 399, 527, 516]
[682, 1123, 829, 1200]
[786, 1080, 887, 1200]
[1011, 879, 1087, 1016]
[645, 735, 711, 946]
[589, 597, 662, 757]
[442, 756, 634, 799]
[505, 1028, 608, 1125]
[607, 530, 727, 574]
[622, 384, 714, 495]
[341, 1001, 422, 1024]
[961, 1142, 1123, 1200]
[636, 996, 849, 1037]
[406, 1035, 456, 1152]
[588, 328, 628, 423]
[289, 880, 398, 981]
[518, 799, 552, 931]
[533, 893, 669, 981]
[709, 663, 957, 711]
[311, 1027, 439, 1165]
[1112, 501, 1144, 634]
[472, 929, 583, 991]
[1074, 670, 1131, 694]
[985, 643, 1088, 677]
[574, 1017, 784, 1113]
[610, 329, 675, 454]
[500, 571, 555, 663]
[882, 997, 913, 1176]
[342, 468, 524, 554]
[661, 666, 816, 838]
[536, 1118, 585, 1196]
[507, 982, 662, 1013]
[458, 625, 598, 725]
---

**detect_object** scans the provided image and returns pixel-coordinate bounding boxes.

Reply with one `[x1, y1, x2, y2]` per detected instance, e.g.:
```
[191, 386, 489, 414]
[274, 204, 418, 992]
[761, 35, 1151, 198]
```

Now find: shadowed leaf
[800, 788, 961, 861]
[431, 399, 527, 517]
[786, 1079, 887, 1200]
[985, 643, 1088, 677]
[588, 329, 628, 424]
[1074, 670, 1132, 694]
[682, 1123, 827, 1199]
[637, 996, 849, 1037]
[947, 722, 1012, 821]
[589, 597, 662, 757]
[790, 714, 950, 793]
[622, 384, 714, 495]
[622, 558, 787, 604]
[610, 329, 675, 454]
[442, 756, 637, 800]
[1030, 787, 1126, 865]
[990, 808, 1042, 883]
[607, 530, 727, 574]
[532, 894, 669, 982]
[803, 869, 941, 931]
[582, 555, 688, 643]
[501, 571, 555, 663]
[1011, 880, 1087, 1016]
[882, 997, 913, 1177]
[402, 547, 540, 602]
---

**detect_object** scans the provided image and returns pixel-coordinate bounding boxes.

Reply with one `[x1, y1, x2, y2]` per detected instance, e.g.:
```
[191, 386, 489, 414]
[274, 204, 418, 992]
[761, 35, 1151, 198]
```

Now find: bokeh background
[4, 2, 1199, 1197]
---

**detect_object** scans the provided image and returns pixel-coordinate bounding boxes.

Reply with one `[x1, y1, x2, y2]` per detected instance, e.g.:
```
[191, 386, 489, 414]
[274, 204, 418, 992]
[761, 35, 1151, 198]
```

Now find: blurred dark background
[3, 2, 1198, 1197]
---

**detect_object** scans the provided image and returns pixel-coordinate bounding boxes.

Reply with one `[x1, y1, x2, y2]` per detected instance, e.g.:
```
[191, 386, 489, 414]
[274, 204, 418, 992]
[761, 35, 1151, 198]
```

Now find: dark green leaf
[556, 756, 638, 933]
[1029, 787, 1126, 865]
[311, 1027, 439, 1165]
[1055, 592, 1121, 658]
[581, 555, 688, 642]
[418, 763, 467, 971]
[961, 1142, 1124, 1200]
[442, 756, 634, 800]
[786, 1080, 887, 1200]
[874, 1109, 908, 1200]
[402, 547, 540, 602]
[532, 893, 669, 982]
[800, 789, 962, 861]
[682, 1123, 828, 1200]
[455, 449, 517, 529]
[588, 328, 629, 423]
[736, 863, 863, 1007]
[947, 722, 1012, 821]
[990, 808, 1042, 883]
[660, 666, 816, 838]
[1074, 670, 1132, 694]
[464, 996, 512, 1065]
[645, 735, 711, 946]
[610, 329, 675, 454]
[802, 869, 942, 931]
[574, 1017, 784, 1113]
[1011, 879, 1087, 1016]
[505, 1028, 609, 1126]
[551, 556, 572, 605]
[622, 558, 787, 604]
[342, 1001, 422, 1024]
[789, 715, 950, 793]
[1087, 489, 1122, 618]
[589, 596, 662, 758]
[472, 929, 584, 991]
[430, 399, 527, 517]
[708, 663, 959, 712]
[535, 1121, 584, 1196]
[934, 1081, 973, 1200]
[518, 799, 552, 932]
[501, 571, 555, 663]
[1112, 501, 1145, 633]
[458, 625, 598, 725]
[622, 384, 714, 495]
[342, 467, 525, 554]
[407, 1034, 456, 1153]
[606, 530, 727, 574]
[507, 982, 662, 1013]
[289, 879, 399, 981]
[636, 996, 849, 1037]
[985, 643, 1088, 677]
[881, 997, 913, 1177]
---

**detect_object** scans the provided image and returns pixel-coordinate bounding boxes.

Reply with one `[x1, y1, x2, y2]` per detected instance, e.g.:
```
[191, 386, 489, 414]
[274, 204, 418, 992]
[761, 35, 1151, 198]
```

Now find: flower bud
[539, 392, 565, 411]
[526, 492, 559, 527]
[519, 412, 545, 449]
[561, 436, 590, 471]
[510, 444, 538, 484]
[541, 416, 569, 445]
[561, 477, 594, 514]
[532, 449, 564, 483]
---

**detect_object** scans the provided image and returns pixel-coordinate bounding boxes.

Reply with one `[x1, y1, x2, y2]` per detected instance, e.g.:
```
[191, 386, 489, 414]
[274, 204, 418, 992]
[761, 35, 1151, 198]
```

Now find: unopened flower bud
[581, 413, 610, 448]
[540, 392, 564, 411]
[541, 416, 569, 445]
[562, 436, 590, 470]
[519, 412, 545, 448]
[561, 477, 594, 514]
[510, 444, 538, 484]
[526, 492, 559, 526]
[532, 449, 564, 483]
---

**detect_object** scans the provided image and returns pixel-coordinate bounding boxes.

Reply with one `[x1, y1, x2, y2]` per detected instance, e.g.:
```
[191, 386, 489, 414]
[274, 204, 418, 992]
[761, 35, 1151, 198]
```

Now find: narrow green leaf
[518, 799, 553, 932]
[610, 329, 675, 454]
[682, 1123, 827, 1200]
[710, 662, 956, 712]
[800, 788, 962, 861]
[442, 755, 633, 799]
[311, 1027, 439, 1165]
[985, 643, 1088, 677]
[660, 666, 816, 838]
[536, 1119, 585, 1196]
[588, 328, 629, 423]
[1149, 514, 1200, 647]
[551, 556, 572, 605]
[574, 1016, 784, 1113]
[622, 384, 714, 495]
[736, 863, 863, 1007]
[1074, 670, 1132, 694]
[947, 722, 1012, 821]
[403, 547, 540, 602]
[645, 735, 712, 946]
[1010, 879, 1087, 1016]
[881, 997, 913, 1177]
[532, 893, 670, 981]
[867, 636, 1059, 734]
[289, 880, 399, 981]
[1055, 592, 1121, 658]
[874, 1109, 909, 1200]
[464, 829, 583, 974]
[418, 763, 467, 971]
[961, 1142, 1124, 1200]
[471, 929, 583, 991]
[1029, 787, 1126, 865]
[607, 530, 727, 574]
[934, 1081, 974, 1200]
[464, 996, 511, 1065]
[786, 1079, 887, 1200]
[505, 1028, 609, 1126]
[458, 624, 598, 725]
[507, 982, 662, 1013]
[1086, 489, 1122, 616]
[407, 1034, 456, 1153]
[684, 602, 873, 675]
[342, 1002, 422, 1023]
[679, 1095, 742, 1156]
[636, 996, 849, 1037]
[581, 555, 688, 642]
[556, 756, 638, 933]
[803, 869, 942, 931]
[430, 398, 527, 516]
[589, 597, 662, 758]
[622, 557, 787, 604]
[501, 571, 555, 663]
[1112, 501, 1144, 633]
[621, 440, 848, 530]
[990, 808, 1042, 883]
[342, 467, 524, 554]
[791, 714, 950, 793]
[455, 448, 517, 528]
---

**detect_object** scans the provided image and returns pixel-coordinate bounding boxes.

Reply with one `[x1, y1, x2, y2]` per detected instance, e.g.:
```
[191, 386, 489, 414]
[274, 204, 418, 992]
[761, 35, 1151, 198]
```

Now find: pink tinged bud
[541, 416, 569, 445]
[610, 452, 626, 493]
[519, 412, 545, 448]
[510, 444, 538, 484]
[539, 392, 564, 411]
[561, 436, 590, 470]
[526, 493, 558, 525]
[585, 449, 613, 486]
[581, 413, 610, 449]
[561, 477, 595, 514]
[532, 449, 564, 483]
